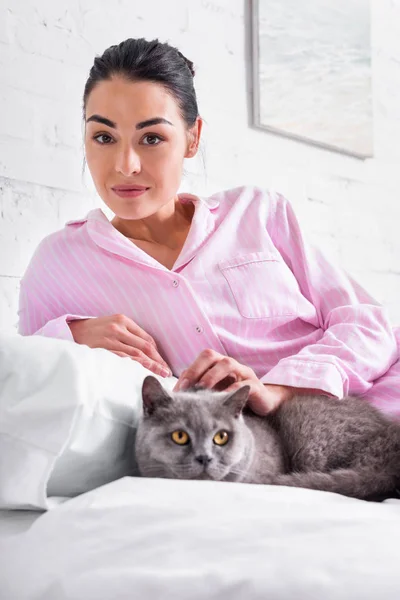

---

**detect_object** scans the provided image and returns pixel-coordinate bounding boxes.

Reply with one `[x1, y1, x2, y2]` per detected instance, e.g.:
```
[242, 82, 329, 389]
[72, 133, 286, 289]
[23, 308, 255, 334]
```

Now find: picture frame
[251, 0, 374, 159]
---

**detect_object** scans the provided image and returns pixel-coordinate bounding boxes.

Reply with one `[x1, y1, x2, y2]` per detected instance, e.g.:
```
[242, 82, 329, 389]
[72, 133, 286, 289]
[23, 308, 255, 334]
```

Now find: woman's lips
[111, 186, 149, 198]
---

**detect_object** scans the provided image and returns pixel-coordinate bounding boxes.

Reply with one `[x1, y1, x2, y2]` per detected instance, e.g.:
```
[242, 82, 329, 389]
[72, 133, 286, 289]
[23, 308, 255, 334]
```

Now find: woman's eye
[93, 133, 114, 145]
[213, 431, 229, 446]
[171, 430, 190, 445]
[142, 134, 162, 146]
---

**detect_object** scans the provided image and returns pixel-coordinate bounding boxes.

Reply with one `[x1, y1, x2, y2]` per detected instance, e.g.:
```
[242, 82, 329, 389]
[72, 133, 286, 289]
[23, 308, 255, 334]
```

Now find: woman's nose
[115, 146, 141, 176]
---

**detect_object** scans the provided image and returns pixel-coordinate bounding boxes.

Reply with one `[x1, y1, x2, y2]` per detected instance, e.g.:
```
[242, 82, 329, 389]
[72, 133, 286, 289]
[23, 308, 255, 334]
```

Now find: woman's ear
[185, 117, 203, 158]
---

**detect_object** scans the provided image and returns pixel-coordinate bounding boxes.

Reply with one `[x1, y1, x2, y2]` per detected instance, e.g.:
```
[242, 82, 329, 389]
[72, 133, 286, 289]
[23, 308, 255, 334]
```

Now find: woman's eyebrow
[86, 114, 117, 128]
[85, 115, 174, 129]
[136, 117, 174, 129]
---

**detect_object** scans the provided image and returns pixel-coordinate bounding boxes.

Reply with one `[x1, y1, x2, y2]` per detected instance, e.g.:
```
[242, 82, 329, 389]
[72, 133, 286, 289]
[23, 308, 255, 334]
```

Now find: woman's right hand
[68, 314, 171, 377]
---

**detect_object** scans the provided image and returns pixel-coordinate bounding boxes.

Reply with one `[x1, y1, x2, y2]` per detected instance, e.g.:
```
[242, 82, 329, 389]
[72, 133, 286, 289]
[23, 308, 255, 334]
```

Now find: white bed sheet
[0, 496, 67, 539]
[1, 476, 400, 600]
[0, 509, 41, 538]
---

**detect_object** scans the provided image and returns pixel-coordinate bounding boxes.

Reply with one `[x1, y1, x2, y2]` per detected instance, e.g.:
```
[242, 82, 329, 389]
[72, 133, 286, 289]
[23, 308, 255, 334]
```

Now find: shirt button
[172, 279, 179, 287]
[196, 326, 203, 334]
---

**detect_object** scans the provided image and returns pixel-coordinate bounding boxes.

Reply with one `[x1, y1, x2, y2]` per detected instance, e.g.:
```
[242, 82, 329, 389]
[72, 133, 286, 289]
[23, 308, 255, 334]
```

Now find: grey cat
[134, 375, 400, 500]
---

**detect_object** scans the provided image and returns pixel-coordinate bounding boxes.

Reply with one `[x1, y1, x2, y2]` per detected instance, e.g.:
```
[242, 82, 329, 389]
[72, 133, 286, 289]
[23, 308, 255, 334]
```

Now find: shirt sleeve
[17, 241, 95, 340]
[260, 192, 398, 398]
[19, 310, 94, 340]
[18, 280, 94, 341]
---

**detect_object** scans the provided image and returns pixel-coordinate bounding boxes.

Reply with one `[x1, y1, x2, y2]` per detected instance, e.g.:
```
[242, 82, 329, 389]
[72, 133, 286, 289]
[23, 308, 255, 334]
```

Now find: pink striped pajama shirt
[18, 186, 400, 417]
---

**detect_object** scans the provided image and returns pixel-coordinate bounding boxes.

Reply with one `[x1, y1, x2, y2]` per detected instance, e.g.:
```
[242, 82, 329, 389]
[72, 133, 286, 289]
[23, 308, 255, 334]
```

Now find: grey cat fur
[134, 376, 400, 500]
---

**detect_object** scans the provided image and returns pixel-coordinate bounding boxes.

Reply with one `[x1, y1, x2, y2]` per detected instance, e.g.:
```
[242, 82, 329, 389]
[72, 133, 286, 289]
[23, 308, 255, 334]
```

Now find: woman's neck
[111, 196, 195, 249]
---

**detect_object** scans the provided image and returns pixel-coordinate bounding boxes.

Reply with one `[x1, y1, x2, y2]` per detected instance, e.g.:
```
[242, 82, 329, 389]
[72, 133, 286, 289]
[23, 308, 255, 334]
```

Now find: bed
[1, 333, 400, 599]
[1, 477, 400, 599]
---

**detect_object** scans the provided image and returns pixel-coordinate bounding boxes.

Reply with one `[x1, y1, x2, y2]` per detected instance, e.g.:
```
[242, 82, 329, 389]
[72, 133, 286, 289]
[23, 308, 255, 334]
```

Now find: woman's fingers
[108, 314, 165, 360]
[173, 349, 220, 391]
[197, 361, 239, 390]
[110, 343, 170, 377]
[123, 316, 158, 348]
[118, 329, 170, 373]
[69, 315, 172, 377]
[113, 351, 131, 359]
[212, 374, 238, 391]
[174, 350, 254, 392]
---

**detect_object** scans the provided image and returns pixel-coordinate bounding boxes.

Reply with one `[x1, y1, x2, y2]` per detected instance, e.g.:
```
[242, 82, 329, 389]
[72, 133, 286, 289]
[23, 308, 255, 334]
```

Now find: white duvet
[1, 477, 400, 599]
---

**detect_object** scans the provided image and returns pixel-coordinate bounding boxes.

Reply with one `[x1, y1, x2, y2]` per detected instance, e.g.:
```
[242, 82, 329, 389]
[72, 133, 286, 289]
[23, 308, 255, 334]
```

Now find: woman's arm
[17, 237, 172, 376]
[18, 279, 94, 339]
[261, 192, 398, 398]
[17, 238, 95, 340]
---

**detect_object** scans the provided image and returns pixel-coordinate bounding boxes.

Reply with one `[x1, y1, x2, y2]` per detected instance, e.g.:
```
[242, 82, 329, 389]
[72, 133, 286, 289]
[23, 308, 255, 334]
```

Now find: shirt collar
[66, 192, 220, 271]
[65, 192, 220, 227]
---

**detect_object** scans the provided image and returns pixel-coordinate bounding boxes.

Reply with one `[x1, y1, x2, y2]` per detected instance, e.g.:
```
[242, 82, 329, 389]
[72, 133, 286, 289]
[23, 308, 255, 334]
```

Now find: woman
[18, 38, 400, 417]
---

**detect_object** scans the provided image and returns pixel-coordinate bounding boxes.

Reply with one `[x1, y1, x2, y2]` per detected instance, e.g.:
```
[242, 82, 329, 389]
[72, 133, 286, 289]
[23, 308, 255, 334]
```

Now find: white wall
[1, 0, 400, 332]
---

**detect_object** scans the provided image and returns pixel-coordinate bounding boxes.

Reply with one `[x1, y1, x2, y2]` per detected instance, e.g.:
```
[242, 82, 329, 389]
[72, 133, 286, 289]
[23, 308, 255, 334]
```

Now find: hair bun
[177, 50, 195, 77]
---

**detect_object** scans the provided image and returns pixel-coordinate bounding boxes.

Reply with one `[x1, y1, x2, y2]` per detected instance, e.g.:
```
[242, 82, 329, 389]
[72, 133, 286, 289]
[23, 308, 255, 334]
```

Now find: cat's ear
[223, 385, 250, 418]
[141, 375, 171, 416]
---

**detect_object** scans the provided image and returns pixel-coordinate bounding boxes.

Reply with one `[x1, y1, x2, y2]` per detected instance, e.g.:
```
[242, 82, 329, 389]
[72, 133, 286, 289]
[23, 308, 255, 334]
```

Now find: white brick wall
[1, 0, 400, 332]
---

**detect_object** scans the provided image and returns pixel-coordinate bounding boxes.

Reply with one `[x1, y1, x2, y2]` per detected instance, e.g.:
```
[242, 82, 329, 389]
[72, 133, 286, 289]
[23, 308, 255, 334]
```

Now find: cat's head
[135, 375, 253, 482]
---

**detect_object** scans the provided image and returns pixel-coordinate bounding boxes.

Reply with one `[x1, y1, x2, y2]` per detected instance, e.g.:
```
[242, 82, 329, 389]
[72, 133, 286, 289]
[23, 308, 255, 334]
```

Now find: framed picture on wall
[251, 0, 373, 159]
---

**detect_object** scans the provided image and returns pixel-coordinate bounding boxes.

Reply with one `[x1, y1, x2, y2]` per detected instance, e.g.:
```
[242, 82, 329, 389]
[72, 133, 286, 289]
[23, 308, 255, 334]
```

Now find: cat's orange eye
[171, 430, 190, 445]
[213, 431, 229, 446]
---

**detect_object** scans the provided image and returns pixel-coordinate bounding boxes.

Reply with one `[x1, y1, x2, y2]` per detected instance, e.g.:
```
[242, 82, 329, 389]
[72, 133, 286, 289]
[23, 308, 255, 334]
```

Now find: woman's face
[84, 76, 201, 219]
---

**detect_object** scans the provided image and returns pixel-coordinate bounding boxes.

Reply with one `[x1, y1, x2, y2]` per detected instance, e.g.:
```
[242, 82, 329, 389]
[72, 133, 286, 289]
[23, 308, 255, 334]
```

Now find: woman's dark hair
[83, 38, 199, 128]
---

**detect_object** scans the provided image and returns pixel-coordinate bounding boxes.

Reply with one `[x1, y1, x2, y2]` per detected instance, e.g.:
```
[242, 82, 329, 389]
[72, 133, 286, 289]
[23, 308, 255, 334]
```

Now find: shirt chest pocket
[218, 251, 300, 319]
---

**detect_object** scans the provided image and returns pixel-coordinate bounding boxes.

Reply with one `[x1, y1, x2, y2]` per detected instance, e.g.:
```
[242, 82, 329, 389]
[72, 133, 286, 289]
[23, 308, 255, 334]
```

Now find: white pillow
[0, 332, 177, 510]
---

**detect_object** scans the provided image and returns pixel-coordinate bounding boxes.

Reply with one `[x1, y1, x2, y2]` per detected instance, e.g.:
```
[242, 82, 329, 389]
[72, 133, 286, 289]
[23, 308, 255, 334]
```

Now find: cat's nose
[195, 454, 212, 466]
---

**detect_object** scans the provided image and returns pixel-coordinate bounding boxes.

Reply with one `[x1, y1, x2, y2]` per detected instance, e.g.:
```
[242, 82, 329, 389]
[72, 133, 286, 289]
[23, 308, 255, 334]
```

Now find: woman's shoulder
[39, 207, 101, 247]
[23, 209, 97, 276]
[205, 185, 288, 208]
[203, 185, 290, 223]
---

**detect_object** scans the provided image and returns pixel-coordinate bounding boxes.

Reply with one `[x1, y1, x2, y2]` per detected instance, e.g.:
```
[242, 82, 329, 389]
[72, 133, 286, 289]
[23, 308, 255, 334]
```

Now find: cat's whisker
[226, 468, 248, 478]
[173, 463, 196, 472]
[169, 464, 200, 478]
